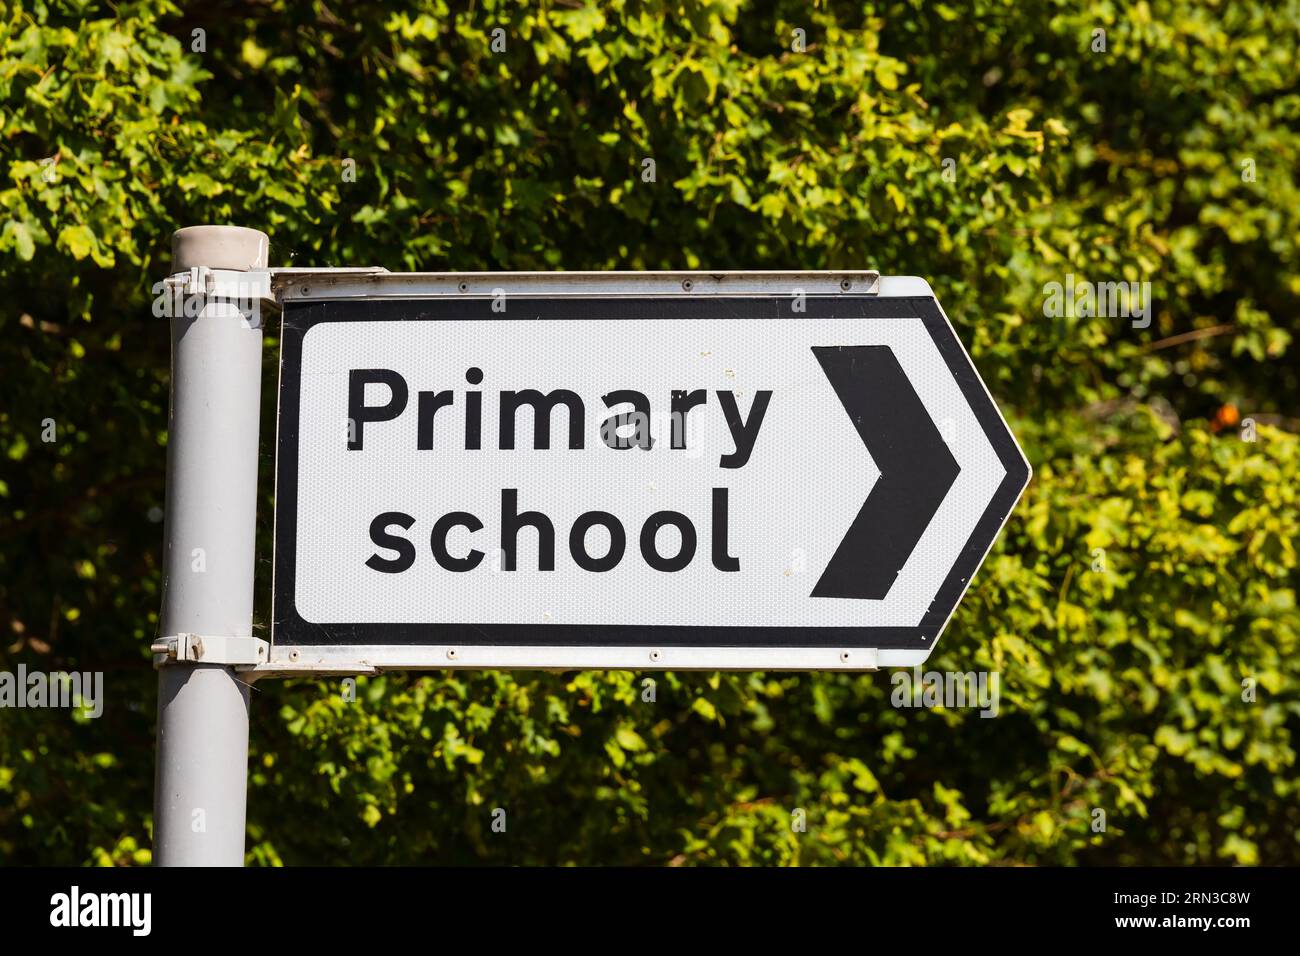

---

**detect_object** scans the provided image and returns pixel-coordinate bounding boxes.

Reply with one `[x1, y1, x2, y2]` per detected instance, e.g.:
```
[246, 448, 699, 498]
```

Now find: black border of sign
[272, 296, 1030, 650]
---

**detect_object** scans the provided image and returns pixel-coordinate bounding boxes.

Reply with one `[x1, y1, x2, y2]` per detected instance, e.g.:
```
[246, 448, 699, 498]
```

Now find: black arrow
[810, 346, 961, 600]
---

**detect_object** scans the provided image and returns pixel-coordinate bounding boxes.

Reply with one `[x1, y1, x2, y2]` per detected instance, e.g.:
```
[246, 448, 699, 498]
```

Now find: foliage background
[1, 0, 1297, 865]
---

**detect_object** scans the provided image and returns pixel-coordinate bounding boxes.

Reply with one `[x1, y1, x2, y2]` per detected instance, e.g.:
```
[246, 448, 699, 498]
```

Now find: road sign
[271, 273, 1030, 670]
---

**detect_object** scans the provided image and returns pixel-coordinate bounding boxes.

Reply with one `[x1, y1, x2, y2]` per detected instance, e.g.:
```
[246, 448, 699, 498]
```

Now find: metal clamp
[159, 267, 277, 328]
[151, 634, 270, 667]
[168, 266, 275, 302]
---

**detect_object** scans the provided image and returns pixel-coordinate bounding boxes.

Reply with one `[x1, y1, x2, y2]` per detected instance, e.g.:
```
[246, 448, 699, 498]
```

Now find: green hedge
[1, 1, 1296, 864]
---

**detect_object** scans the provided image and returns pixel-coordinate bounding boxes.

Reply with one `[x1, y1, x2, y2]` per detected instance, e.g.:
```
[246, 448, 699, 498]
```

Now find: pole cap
[171, 225, 269, 272]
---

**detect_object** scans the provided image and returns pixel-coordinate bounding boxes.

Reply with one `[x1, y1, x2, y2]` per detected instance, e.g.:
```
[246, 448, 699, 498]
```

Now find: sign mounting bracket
[268, 269, 881, 302]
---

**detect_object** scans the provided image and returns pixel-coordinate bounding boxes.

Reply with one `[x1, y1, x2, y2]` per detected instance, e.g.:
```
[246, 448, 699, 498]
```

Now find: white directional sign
[272, 273, 1030, 670]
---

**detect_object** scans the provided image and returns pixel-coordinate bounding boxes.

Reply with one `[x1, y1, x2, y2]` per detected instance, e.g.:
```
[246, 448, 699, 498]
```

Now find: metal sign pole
[152, 226, 268, 866]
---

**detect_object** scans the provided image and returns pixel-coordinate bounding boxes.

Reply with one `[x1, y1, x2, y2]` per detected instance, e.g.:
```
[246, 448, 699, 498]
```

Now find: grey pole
[153, 225, 269, 867]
